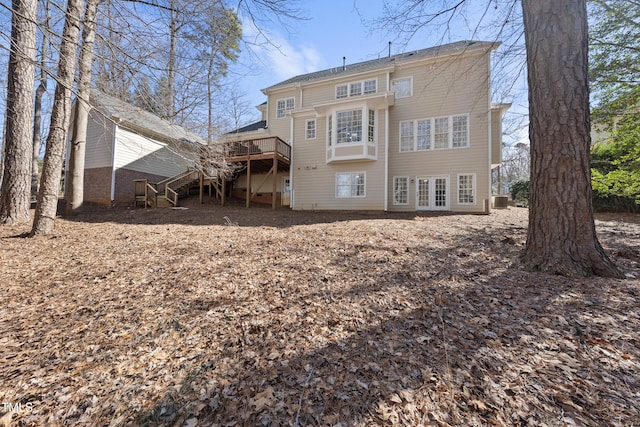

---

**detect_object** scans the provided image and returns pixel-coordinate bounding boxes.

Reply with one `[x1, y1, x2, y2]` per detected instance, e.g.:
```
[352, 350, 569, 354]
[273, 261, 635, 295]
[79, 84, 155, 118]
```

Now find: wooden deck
[220, 136, 291, 209]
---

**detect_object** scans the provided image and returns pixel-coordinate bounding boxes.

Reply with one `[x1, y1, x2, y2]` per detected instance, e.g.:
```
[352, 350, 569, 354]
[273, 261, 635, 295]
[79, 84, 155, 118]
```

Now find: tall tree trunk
[32, 0, 50, 199]
[521, 0, 621, 278]
[65, 0, 99, 215]
[31, 0, 83, 236]
[0, 0, 38, 225]
[167, 2, 177, 122]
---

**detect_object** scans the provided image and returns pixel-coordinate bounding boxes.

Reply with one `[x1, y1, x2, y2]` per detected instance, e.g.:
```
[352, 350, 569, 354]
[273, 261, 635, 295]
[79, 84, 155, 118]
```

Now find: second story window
[306, 119, 316, 139]
[364, 79, 377, 94]
[391, 77, 412, 98]
[277, 97, 295, 119]
[400, 114, 469, 152]
[337, 109, 362, 144]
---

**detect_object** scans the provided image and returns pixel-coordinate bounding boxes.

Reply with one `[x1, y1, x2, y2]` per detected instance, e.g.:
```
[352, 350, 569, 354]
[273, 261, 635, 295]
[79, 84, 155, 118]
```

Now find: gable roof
[264, 40, 497, 92]
[88, 89, 206, 146]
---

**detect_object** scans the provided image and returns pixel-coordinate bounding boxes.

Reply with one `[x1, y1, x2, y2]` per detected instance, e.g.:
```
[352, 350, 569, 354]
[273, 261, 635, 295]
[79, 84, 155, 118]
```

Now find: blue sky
[230, 0, 528, 144]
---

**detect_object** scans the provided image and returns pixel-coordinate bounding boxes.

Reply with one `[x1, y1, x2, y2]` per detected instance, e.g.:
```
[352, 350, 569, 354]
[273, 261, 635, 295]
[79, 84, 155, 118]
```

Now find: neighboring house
[68, 89, 205, 205]
[226, 40, 510, 212]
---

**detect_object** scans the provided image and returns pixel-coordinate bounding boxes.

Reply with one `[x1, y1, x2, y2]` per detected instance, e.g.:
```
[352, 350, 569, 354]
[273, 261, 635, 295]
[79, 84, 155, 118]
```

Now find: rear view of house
[68, 89, 204, 205]
[227, 40, 510, 213]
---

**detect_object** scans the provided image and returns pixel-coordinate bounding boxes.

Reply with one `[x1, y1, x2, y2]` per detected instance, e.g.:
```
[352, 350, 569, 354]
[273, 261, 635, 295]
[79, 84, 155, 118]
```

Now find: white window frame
[335, 79, 377, 99]
[391, 77, 413, 98]
[336, 84, 348, 99]
[336, 172, 366, 198]
[399, 120, 414, 152]
[305, 119, 316, 140]
[452, 115, 469, 148]
[349, 82, 362, 97]
[399, 114, 469, 152]
[276, 97, 295, 119]
[364, 79, 377, 95]
[393, 176, 409, 205]
[457, 173, 476, 205]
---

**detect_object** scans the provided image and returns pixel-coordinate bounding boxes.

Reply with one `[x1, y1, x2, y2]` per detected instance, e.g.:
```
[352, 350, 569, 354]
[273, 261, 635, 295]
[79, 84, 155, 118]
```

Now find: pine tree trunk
[31, 0, 83, 235]
[0, 0, 38, 225]
[66, 0, 99, 215]
[521, 0, 622, 278]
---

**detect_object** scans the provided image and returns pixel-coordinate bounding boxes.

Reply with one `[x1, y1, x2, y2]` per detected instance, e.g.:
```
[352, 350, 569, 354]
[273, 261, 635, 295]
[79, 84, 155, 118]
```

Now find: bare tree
[0, 0, 38, 225]
[31, 0, 51, 199]
[65, 0, 100, 215]
[31, 0, 83, 235]
[520, 0, 620, 277]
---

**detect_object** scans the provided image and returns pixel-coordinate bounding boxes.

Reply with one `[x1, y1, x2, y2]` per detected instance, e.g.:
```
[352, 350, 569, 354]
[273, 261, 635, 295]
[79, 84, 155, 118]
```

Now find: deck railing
[226, 137, 291, 160]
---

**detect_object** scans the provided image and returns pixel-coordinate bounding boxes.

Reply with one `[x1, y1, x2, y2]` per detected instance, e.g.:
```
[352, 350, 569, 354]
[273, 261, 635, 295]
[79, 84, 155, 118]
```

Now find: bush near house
[510, 179, 530, 206]
[590, 114, 640, 213]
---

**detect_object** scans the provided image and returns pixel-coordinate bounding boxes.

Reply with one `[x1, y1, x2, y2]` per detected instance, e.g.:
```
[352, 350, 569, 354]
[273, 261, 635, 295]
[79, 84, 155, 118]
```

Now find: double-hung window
[400, 121, 414, 152]
[452, 115, 468, 148]
[391, 77, 412, 98]
[434, 117, 449, 149]
[364, 79, 377, 94]
[276, 97, 295, 119]
[306, 119, 316, 140]
[350, 82, 362, 97]
[336, 172, 365, 198]
[399, 114, 468, 151]
[457, 174, 475, 204]
[336, 85, 348, 99]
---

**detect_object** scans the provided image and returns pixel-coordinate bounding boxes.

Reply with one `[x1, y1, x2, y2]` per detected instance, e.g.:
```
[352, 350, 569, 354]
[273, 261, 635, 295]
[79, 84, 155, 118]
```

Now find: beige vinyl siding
[234, 172, 289, 193]
[267, 88, 298, 141]
[387, 52, 491, 213]
[299, 71, 388, 107]
[292, 110, 386, 210]
[84, 109, 116, 169]
[491, 109, 502, 166]
[114, 127, 194, 178]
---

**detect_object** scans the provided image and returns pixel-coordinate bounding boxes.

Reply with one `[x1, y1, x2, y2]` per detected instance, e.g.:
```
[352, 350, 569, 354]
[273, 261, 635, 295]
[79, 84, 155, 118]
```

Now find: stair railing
[165, 169, 200, 206]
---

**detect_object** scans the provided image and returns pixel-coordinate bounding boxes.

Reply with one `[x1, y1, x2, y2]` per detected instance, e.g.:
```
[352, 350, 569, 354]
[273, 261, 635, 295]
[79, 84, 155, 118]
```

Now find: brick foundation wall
[83, 167, 113, 205]
[114, 168, 169, 206]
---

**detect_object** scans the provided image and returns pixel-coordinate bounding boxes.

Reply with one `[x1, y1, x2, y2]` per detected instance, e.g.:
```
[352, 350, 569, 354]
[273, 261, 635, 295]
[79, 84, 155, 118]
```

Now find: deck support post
[246, 159, 251, 208]
[221, 176, 226, 206]
[272, 156, 277, 210]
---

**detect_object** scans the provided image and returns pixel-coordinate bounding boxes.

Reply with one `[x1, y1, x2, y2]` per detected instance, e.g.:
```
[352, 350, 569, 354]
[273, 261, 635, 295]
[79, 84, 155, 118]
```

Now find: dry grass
[1, 201, 639, 426]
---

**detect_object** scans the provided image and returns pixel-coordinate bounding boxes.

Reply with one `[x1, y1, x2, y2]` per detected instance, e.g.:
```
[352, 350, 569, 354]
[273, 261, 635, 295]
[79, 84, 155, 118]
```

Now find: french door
[416, 176, 449, 210]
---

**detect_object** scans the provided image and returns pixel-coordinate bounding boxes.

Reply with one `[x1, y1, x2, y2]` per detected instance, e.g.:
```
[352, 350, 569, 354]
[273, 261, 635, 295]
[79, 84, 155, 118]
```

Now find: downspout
[486, 53, 492, 214]
[384, 71, 391, 211]
[289, 114, 294, 209]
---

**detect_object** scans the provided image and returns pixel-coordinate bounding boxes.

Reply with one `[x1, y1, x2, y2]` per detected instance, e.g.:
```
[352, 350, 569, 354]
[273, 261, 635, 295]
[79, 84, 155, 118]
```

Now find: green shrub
[510, 179, 530, 205]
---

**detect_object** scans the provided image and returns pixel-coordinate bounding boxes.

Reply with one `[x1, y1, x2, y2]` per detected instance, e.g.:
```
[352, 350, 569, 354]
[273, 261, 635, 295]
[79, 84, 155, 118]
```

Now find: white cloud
[264, 38, 324, 80]
[240, 18, 324, 82]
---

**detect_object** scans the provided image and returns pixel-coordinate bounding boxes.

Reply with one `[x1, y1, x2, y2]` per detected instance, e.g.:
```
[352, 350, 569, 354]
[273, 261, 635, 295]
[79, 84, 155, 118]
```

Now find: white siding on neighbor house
[84, 109, 116, 169]
[113, 127, 194, 178]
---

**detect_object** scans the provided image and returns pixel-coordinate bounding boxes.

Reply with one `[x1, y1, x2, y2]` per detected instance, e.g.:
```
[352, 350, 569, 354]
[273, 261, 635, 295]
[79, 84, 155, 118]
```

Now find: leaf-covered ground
[1, 201, 639, 426]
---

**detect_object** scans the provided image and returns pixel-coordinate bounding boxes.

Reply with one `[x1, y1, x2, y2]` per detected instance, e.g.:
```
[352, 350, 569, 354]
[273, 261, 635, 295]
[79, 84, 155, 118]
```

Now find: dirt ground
[1, 199, 639, 426]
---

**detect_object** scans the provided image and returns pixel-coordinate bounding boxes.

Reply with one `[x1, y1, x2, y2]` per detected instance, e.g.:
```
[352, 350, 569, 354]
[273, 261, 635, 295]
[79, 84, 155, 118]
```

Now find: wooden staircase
[134, 168, 218, 208]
